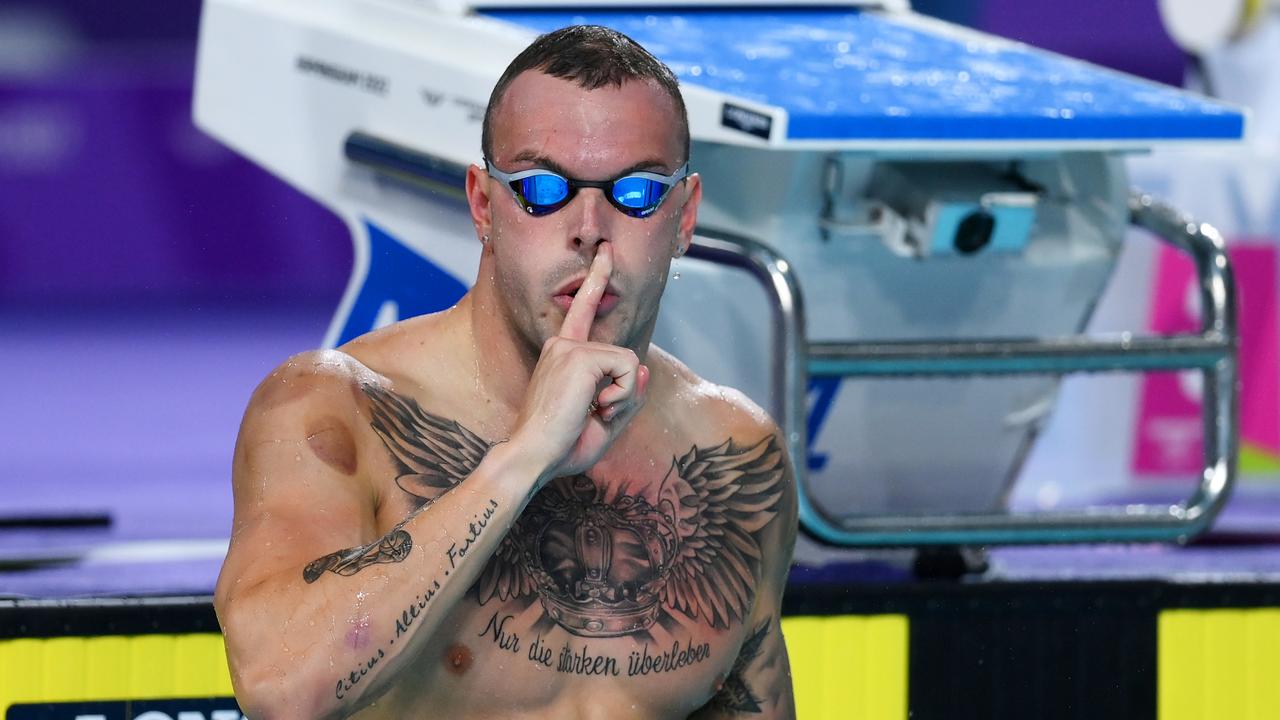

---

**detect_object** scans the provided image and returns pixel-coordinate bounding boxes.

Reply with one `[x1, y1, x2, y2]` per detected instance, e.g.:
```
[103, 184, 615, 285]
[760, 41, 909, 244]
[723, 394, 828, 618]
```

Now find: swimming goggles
[486, 161, 689, 219]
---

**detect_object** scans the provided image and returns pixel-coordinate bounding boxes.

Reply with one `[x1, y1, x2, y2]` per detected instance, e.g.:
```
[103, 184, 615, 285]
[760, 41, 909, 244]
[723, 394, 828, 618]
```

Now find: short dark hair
[481, 25, 690, 163]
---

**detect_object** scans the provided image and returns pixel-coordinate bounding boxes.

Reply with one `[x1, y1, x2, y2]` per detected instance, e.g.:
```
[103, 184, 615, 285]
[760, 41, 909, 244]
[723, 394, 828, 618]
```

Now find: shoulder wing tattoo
[659, 435, 786, 630]
[361, 383, 491, 503]
[304, 385, 493, 583]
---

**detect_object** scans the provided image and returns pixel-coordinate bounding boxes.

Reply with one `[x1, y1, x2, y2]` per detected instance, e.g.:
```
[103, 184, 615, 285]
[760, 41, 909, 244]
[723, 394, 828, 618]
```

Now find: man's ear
[675, 173, 702, 256]
[466, 163, 493, 242]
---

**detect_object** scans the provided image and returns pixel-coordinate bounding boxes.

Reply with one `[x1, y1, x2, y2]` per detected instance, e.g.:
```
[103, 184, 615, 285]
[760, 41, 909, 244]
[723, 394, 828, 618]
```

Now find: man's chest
[362, 387, 784, 627]
[355, 383, 786, 709]
[374, 439, 780, 642]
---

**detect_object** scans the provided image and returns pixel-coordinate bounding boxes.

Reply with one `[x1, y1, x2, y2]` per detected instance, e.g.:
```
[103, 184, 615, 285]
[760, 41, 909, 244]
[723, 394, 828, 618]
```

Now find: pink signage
[1134, 243, 1279, 477]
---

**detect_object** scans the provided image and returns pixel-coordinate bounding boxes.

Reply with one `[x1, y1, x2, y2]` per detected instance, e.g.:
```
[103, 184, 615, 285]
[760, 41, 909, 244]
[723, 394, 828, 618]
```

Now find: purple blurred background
[0, 0, 351, 307]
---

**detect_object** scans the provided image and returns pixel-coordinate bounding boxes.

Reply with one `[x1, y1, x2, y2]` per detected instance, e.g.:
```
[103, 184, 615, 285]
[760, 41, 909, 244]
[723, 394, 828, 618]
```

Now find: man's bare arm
[217, 244, 649, 719]
[216, 362, 550, 719]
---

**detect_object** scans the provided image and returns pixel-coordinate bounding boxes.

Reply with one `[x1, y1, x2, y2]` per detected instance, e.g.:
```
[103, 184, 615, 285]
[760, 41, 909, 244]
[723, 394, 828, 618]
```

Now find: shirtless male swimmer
[215, 25, 798, 720]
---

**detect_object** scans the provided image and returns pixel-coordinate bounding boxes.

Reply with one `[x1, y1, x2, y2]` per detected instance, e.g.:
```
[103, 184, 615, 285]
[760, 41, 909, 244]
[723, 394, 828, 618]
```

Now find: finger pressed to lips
[553, 242, 652, 429]
[558, 243, 613, 341]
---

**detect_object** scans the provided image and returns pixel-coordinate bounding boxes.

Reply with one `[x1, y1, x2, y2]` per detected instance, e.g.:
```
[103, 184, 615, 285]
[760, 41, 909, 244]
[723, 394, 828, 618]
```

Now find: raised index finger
[558, 242, 612, 341]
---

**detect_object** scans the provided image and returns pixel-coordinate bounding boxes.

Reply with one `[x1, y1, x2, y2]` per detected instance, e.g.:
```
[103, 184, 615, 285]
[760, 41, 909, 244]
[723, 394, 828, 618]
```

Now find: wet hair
[481, 25, 690, 163]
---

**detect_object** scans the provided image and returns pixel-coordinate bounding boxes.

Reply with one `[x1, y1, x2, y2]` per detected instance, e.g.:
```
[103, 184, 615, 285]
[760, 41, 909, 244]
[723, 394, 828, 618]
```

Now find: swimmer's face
[466, 70, 700, 351]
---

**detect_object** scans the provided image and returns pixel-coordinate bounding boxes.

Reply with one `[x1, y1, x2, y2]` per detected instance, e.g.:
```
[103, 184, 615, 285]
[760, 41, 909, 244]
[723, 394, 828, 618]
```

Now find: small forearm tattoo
[708, 620, 771, 714]
[304, 526, 413, 584]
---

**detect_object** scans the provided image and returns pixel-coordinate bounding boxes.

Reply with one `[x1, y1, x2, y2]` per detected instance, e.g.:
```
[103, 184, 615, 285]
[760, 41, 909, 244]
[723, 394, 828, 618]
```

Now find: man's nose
[570, 187, 613, 250]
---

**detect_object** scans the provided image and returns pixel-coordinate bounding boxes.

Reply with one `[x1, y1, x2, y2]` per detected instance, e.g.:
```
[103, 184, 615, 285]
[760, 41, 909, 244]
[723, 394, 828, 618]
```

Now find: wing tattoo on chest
[479, 438, 786, 637]
[311, 384, 786, 640]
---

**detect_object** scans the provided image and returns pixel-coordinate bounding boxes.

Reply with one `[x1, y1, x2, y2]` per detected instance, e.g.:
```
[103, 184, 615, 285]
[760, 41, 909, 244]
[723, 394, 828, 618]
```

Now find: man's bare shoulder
[233, 349, 394, 486]
[338, 309, 463, 380]
[243, 309, 457, 417]
[242, 348, 382, 421]
[647, 344, 778, 442]
[647, 343, 798, 530]
[236, 310, 476, 485]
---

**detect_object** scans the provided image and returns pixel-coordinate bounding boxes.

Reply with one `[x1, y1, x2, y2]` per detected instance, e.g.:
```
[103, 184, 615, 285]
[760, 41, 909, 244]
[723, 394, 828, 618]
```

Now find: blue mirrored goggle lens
[611, 176, 664, 210]
[517, 175, 570, 207]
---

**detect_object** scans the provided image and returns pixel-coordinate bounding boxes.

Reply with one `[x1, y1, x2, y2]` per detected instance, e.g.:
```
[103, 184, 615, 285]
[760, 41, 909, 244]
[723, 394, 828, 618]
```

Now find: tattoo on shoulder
[302, 383, 494, 583]
[708, 620, 772, 714]
[361, 382, 493, 503]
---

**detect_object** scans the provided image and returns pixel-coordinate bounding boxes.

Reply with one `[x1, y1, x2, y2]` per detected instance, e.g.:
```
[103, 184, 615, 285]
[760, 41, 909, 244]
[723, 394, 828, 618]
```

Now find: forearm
[221, 442, 544, 719]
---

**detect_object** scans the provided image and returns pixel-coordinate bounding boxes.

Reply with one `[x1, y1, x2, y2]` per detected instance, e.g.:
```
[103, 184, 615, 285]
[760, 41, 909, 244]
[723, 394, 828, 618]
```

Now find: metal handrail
[694, 192, 1238, 546]
[684, 229, 811, 487]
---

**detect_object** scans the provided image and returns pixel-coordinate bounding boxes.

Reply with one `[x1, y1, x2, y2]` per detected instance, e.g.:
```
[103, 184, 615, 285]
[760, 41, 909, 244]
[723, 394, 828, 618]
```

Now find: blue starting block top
[483, 7, 1245, 146]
